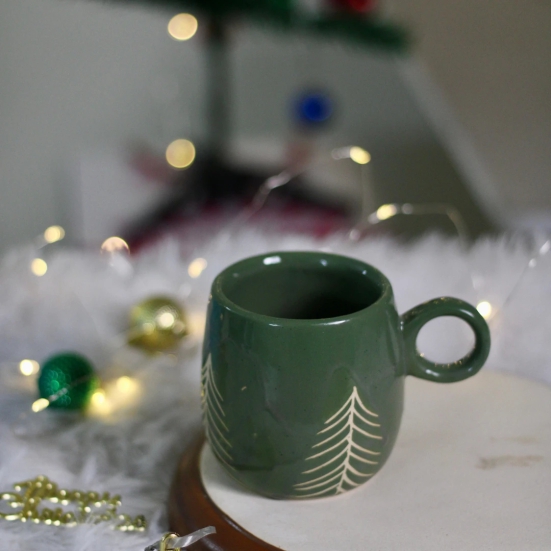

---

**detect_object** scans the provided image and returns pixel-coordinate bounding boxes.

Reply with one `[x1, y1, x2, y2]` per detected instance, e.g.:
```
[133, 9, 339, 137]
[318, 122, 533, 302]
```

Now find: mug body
[202, 251, 406, 499]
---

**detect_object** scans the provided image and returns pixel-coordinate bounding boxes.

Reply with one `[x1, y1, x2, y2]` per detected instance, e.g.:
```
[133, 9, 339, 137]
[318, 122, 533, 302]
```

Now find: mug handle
[402, 297, 491, 383]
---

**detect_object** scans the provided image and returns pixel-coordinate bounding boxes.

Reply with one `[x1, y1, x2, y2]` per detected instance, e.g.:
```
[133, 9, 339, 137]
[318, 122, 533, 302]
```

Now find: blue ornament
[293, 91, 334, 127]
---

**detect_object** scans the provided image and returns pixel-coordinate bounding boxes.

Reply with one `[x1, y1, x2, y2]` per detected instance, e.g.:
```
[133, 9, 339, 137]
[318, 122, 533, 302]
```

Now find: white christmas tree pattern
[201, 354, 233, 468]
[293, 386, 383, 498]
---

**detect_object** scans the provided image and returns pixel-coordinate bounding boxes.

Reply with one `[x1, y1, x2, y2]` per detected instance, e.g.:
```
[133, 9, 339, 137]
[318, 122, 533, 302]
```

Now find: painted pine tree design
[201, 354, 233, 468]
[293, 386, 383, 498]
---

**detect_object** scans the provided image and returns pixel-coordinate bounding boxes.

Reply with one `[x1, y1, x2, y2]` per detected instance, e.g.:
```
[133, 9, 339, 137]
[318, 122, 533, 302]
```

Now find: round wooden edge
[168, 433, 281, 551]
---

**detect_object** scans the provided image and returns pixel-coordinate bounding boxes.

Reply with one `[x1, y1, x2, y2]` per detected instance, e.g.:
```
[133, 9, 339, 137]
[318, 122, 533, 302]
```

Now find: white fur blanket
[0, 230, 549, 550]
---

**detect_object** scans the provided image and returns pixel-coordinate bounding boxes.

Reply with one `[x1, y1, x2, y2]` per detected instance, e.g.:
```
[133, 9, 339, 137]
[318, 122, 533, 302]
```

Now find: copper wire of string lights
[217, 145, 469, 246]
[207, 148, 551, 330]
[20, 169, 551, 364]
[212, 146, 372, 248]
[498, 238, 551, 316]
[359, 202, 469, 245]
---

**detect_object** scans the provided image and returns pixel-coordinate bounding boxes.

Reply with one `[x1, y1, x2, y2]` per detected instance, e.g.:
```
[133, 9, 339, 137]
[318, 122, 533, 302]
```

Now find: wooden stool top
[170, 371, 551, 550]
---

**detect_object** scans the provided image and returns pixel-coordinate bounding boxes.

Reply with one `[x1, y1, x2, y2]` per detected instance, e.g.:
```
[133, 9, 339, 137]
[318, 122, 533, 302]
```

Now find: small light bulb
[188, 257, 207, 278]
[31, 258, 48, 276]
[476, 301, 493, 320]
[20, 359, 40, 376]
[157, 311, 176, 329]
[91, 389, 106, 406]
[116, 376, 139, 395]
[349, 146, 371, 165]
[168, 13, 198, 41]
[44, 225, 65, 244]
[101, 236, 129, 254]
[32, 398, 50, 412]
[375, 204, 398, 221]
[87, 389, 113, 417]
[166, 139, 196, 169]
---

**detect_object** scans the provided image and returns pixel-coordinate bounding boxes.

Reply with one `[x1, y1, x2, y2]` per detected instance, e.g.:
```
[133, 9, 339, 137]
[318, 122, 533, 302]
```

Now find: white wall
[391, 0, 551, 228]
[0, 0, 202, 248]
[3, 0, 546, 251]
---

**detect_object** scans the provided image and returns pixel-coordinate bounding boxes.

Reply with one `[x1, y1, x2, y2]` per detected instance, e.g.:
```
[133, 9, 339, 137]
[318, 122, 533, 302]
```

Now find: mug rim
[212, 251, 393, 326]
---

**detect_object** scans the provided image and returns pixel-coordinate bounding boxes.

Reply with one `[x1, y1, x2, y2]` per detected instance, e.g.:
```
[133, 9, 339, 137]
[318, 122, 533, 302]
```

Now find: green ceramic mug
[201, 251, 491, 499]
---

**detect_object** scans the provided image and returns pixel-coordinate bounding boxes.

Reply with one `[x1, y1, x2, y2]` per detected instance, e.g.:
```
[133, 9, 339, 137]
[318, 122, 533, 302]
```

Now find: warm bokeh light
[31, 258, 48, 276]
[375, 204, 398, 221]
[88, 389, 113, 418]
[166, 139, 196, 169]
[86, 376, 143, 419]
[32, 398, 50, 413]
[156, 311, 176, 329]
[188, 257, 207, 278]
[476, 301, 493, 320]
[101, 236, 130, 254]
[116, 376, 140, 395]
[88, 376, 142, 418]
[187, 310, 206, 338]
[349, 146, 371, 165]
[91, 389, 106, 407]
[168, 13, 198, 41]
[20, 359, 40, 377]
[44, 225, 65, 244]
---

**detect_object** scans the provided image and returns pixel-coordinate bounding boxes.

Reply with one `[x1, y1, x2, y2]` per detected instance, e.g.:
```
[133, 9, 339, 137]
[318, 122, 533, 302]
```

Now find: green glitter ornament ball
[128, 296, 189, 352]
[37, 353, 98, 410]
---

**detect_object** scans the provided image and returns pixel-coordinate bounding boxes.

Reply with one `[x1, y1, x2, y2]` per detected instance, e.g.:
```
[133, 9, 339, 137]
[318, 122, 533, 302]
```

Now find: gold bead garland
[0, 475, 146, 531]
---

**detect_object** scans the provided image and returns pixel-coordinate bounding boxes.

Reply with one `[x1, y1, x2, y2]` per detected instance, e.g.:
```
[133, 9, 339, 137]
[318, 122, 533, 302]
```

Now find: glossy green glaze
[201, 252, 491, 499]
[37, 353, 98, 410]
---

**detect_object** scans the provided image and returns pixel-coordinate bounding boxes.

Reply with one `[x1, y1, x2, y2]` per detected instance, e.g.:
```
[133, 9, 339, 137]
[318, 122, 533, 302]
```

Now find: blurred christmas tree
[99, 0, 410, 244]
[109, 0, 408, 161]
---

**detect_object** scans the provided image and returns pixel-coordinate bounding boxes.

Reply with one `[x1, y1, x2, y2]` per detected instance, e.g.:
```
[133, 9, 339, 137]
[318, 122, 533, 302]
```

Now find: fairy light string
[203, 150, 550, 336]
[208, 145, 371, 252]
[1, 144, 548, 543]
[356, 202, 469, 245]
[497, 237, 551, 317]
[18, 187, 551, 422]
[18, 229, 188, 424]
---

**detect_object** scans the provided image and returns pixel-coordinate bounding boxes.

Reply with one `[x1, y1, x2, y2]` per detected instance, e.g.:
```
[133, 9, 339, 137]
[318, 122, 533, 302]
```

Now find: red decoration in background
[329, 0, 377, 14]
[128, 198, 350, 255]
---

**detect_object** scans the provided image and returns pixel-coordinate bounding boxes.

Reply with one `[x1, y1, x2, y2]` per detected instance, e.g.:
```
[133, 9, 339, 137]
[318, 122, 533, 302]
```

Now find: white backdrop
[0, 0, 531, 252]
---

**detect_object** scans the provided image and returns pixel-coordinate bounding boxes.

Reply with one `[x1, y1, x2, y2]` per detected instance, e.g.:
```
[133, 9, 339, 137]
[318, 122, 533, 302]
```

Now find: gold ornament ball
[128, 297, 188, 352]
